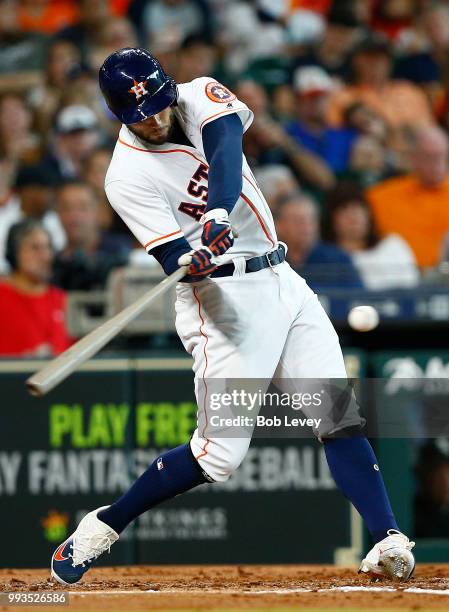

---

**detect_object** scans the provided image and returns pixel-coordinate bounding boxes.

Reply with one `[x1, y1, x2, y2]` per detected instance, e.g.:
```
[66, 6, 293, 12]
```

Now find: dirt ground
[1, 564, 449, 611]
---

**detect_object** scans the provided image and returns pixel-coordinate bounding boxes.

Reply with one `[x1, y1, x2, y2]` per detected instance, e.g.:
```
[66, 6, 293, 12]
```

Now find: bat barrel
[25, 266, 187, 397]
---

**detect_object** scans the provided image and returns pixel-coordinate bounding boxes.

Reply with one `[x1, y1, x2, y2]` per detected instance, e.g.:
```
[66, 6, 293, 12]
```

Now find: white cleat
[359, 529, 415, 581]
[51, 506, 119, 585]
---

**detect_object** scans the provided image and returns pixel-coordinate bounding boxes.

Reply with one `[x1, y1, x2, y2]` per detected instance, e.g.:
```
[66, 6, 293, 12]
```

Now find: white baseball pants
[175, 260, 358, 482]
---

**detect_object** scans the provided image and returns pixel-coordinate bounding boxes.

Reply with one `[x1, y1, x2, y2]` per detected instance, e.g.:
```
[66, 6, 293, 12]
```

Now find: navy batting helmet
[99, 48, 177, 125]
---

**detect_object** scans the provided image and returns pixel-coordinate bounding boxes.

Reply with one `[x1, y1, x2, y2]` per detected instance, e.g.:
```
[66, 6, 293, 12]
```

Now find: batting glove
[178, 247, 217, 282]
[200, 208, 234, 257]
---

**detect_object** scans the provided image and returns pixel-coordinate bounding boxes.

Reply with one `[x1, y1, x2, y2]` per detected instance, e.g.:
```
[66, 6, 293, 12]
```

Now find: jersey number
[179, 163, 209, 221]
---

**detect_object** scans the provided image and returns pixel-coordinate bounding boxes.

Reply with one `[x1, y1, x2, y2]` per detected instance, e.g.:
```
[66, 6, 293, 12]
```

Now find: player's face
[128, 107, 175, 145]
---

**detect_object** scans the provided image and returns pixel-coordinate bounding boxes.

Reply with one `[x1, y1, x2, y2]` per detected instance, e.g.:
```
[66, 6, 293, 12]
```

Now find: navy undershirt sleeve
[151, 114, 244, 276]
[202, 113, 243, 214]
[151, 236, 191, 276]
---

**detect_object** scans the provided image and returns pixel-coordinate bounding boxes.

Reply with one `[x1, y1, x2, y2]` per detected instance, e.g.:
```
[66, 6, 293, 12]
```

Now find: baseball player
[51, 48, 415, 585]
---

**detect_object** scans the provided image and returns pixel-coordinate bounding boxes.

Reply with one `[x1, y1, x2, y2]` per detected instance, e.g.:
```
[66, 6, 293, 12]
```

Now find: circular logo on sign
[205, 81, 236, 103]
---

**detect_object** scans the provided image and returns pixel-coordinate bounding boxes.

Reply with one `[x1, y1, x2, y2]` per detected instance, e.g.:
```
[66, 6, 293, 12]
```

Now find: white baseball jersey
[104, 76, 356, 485]
[105, 77, 277, 263]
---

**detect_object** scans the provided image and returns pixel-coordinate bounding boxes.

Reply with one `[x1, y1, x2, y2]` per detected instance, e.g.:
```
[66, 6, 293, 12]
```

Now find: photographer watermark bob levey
[209, 389, 324, 430]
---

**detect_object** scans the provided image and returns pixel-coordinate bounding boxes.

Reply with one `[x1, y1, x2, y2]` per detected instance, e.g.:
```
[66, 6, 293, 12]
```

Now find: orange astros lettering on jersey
[179, 201, 206, 221]
[180, 163, 209, 220]
[187, 163, 209, 202]
[205, 81, 236, 103]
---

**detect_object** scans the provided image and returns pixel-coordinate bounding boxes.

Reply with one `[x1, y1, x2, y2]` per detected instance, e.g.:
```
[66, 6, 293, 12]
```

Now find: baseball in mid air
[348, 305, 379, 332]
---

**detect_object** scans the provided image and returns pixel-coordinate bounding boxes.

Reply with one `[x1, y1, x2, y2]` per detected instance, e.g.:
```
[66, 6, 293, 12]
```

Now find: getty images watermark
[209, 389, 324, 430]
[196, 376, 449, 439]
[196, 379, 365, 439]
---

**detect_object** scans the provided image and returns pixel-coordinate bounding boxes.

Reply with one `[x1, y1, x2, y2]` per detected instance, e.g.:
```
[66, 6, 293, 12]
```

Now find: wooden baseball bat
[26, 266, 187, 397]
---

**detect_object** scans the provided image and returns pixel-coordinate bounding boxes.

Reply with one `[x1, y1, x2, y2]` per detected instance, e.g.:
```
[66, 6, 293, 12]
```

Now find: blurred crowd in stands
[2, 0, 449, 355]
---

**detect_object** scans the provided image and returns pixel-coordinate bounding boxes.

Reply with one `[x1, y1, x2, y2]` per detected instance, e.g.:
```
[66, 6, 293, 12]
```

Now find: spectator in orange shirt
[327, 34, 434, 130]
[367, 126, 449, 268]
[18, 0, 79, 35]
[0, 219, 72, 357]
[289, 0, 332, 15]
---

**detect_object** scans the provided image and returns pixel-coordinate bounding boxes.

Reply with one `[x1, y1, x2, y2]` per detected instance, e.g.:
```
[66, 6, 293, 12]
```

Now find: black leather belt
[210, 243, 286, 278]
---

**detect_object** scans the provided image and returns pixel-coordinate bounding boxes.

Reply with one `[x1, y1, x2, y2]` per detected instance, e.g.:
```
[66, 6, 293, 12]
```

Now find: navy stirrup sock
[324, 437, 398, 543]
[98, 444, 208, 534]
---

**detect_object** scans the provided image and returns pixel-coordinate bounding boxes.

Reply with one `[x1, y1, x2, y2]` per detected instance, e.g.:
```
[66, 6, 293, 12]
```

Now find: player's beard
[128, 110, 176, 145]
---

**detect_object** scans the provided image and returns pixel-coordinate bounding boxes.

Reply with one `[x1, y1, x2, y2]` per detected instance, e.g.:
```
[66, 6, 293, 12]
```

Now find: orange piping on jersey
[199, 109, 241, 132]
[240, 193, 275, 248]
[193, 287, 210, 461]
[118, 137, 205, 165]
[144, 229, 182, 249]
[243, 172, 264, 199]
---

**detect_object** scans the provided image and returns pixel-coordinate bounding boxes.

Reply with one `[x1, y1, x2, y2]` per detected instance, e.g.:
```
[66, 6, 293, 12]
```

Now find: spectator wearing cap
[236, 78, 336, 191]
[327, 34, 434, 130]
[367, 126, 449, 269]
[53, 181, 131, 291]
[274, 192, 364, 290]
[41, 104, 99, 182]
[323, 181, 419, 290]
[0, 219, 72, 357]
[286, 66, 357, 174]
[10, 163, 66, 256]
[58, 64, 116, 143]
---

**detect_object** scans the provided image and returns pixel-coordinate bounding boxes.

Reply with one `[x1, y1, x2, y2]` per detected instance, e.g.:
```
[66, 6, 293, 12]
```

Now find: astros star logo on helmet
[129, 80, 149, 100]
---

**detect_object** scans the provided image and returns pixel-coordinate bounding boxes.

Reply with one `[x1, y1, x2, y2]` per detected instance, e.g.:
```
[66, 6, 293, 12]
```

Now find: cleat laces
[71, 532, 115, 567]
[385, 530, 415, 551]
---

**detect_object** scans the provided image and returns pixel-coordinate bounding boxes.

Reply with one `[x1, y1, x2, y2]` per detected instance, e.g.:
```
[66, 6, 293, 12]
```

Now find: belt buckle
[265, 244, 280, 268]
[265, 251, 274, 268]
